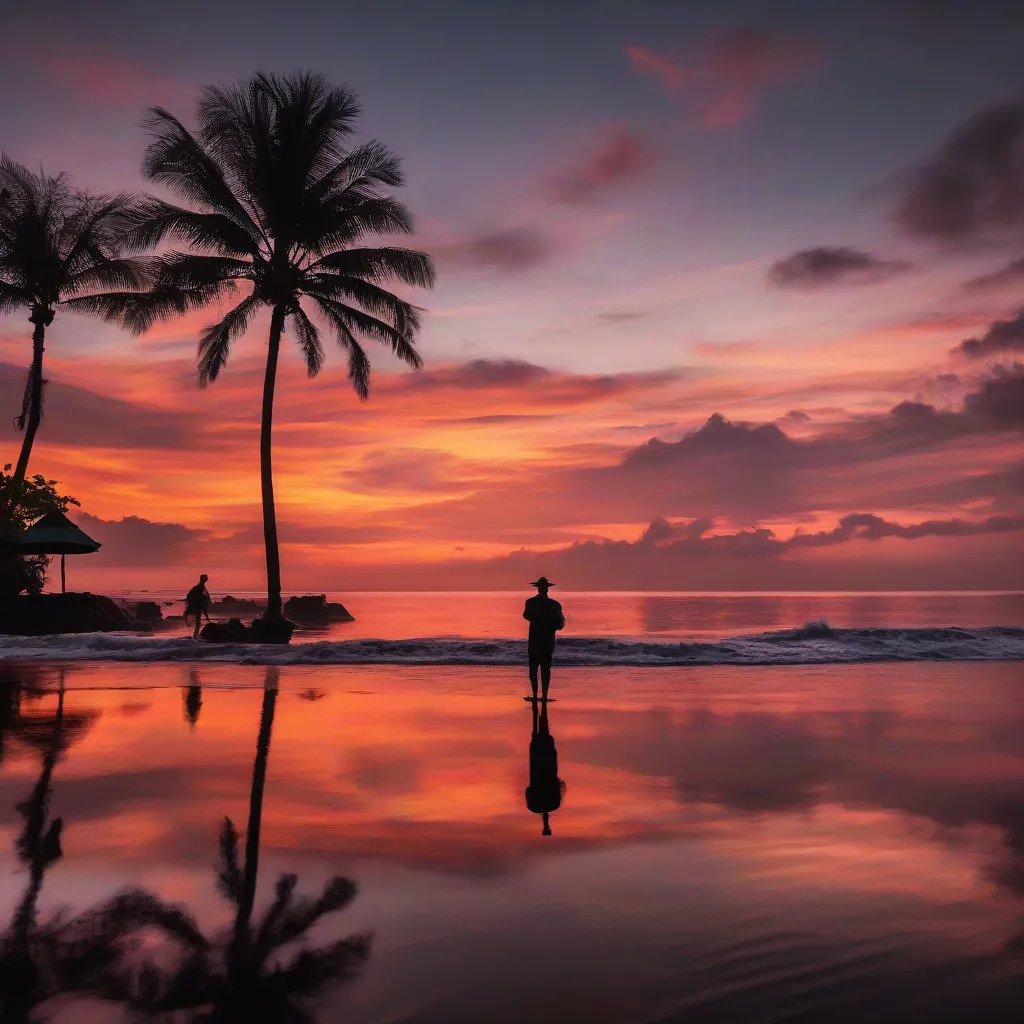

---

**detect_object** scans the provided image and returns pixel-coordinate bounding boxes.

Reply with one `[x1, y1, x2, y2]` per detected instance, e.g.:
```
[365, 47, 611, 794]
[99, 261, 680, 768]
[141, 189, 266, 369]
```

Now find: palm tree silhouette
[0, 671, 104, 1021]
[96, 668, 371, 1020]
[0, 159, 147, 486]
[89, 71, 435, 623]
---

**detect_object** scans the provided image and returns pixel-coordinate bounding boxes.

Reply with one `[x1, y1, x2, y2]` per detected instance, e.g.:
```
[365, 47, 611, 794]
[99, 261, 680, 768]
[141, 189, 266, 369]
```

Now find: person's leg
[528, 653, 539, 698]
[193, 613, 201, 640]
[540, 653, 552, 701]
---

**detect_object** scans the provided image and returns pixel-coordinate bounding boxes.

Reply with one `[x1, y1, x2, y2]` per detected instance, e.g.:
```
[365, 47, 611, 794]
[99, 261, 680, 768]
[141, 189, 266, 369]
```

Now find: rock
[284, 594, 355, 622]
[247, 616, 296, 644]
[0, 593, 136, 635]
[200, 618, 249, 642]
[199, 616, 295, 644]
[132, 600, 163, 624]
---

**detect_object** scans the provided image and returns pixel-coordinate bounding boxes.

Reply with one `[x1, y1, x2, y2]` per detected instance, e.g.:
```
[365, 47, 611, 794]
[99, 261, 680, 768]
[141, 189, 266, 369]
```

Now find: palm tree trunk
[13, 317, 47, 487]
[260, 305, 286, 621]
[236, 672, 278, 938]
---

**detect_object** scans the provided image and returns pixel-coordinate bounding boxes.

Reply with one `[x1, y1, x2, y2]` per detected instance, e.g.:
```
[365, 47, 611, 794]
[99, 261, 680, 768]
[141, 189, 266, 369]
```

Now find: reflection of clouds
[563, 702, 1024, 905]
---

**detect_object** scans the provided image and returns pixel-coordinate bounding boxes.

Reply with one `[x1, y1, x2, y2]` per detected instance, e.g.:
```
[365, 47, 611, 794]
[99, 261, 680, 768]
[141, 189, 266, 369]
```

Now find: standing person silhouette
[523, 577, 565, 701]
[184, 574, 212, 640]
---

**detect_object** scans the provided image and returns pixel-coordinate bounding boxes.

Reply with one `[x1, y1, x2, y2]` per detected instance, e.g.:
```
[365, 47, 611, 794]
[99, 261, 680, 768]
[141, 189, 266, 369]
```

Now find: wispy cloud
[626, 29, 820, 128]
[545, 124, 656, 204]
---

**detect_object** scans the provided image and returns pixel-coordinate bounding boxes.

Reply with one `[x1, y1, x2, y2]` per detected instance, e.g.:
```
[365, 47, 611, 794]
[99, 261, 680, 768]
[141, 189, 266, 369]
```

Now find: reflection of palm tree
[525, 700, 567, 837]
[183, 668, 203, 727]
[0, 672, 101, 1021]
[101, 668, 371, 1020]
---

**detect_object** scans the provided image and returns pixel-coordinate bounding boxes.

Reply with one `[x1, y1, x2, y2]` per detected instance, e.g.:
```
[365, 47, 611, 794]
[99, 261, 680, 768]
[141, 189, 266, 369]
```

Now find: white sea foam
[0, 624, 1022, 666]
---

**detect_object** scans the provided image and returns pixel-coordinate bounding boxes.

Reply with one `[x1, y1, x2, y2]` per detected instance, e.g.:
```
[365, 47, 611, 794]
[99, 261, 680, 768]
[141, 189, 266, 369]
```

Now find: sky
[1, 0, 1023, 592]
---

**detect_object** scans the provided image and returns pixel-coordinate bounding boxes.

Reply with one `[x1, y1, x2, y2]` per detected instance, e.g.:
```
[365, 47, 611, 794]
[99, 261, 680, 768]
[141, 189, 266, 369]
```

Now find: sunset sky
[1, 0, 1023, 591]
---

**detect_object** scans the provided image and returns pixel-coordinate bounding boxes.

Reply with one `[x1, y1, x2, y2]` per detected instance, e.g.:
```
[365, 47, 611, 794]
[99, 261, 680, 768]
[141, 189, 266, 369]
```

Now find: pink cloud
[545, 124, 656, 204]
[626, 29, 820, 128]
[40, 49, 186, 105]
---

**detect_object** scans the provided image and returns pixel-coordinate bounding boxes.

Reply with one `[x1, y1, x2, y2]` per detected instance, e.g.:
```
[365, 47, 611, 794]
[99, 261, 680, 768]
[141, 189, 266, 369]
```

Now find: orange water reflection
[0, 661, 1022, 1022]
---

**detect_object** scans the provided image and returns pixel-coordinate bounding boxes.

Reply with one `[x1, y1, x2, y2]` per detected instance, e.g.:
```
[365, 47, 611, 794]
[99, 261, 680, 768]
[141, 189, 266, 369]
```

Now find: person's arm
[557, 609, 565, 631]
[523, 601, 532, 622]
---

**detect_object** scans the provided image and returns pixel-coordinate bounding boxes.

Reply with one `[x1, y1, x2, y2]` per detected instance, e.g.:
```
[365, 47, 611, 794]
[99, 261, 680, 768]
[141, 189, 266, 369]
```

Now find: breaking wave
[1, 623, 1023, 666]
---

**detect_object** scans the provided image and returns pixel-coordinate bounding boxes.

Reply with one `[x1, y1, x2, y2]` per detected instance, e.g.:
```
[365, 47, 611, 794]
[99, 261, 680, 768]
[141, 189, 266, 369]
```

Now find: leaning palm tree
[87, 72, 434, 624]
[0, 159, 147, 486]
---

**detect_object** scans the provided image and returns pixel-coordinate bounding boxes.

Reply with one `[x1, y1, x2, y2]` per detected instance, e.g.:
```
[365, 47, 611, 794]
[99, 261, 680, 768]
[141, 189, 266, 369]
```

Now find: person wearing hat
[523, 577, 565, 700]
[184, 573, 212, 640]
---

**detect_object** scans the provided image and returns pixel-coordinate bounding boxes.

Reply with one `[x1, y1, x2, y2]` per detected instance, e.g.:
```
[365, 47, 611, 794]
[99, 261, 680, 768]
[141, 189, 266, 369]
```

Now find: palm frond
[287, 303, 324, 377]
[124, 196, 260, 256]
[62, 281, 230, 335]
[156, 251, 252, 290]
[310, 296, 372, 398]
[308, 246, 435, 288]
[253, 872, 298, 959]
[307, 197, 416, 255]
[280, 933, 372, 995]
[61, 257, 150, 296]
[0, 279, 29, 314]
[198, 293, 260, 386]
[311, 292, 422, 370]
[305, 273, 423, 335]
[81, 888, 209, 952]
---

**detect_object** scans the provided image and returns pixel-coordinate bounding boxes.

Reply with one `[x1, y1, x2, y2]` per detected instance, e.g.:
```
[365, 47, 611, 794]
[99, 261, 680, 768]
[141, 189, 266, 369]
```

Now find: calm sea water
[1, 660, 1022, 1022]
[127, 590, 1024, 640]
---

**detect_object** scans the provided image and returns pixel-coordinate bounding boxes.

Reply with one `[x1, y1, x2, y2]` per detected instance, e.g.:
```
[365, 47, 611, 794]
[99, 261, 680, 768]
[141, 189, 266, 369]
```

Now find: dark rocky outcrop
[199, 616, 296, 645]
[0, 593, 136, 635]
[199, 618, 250, 642]
[283, 594, 354, 623]
[132, 600, 163, 624]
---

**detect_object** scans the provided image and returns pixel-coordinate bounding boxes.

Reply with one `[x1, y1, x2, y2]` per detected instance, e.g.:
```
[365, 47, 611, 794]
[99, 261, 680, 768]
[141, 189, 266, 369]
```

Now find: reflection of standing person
[523, 577, 565, 701]
[525, 700, 566, 836]
[184, 574, 212, 640]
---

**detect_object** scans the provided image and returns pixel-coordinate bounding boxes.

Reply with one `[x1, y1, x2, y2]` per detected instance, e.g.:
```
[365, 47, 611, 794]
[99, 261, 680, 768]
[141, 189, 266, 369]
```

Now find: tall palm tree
[90, 668, 371, 1021]
[88, 72, 435, 623]
[0, 159, 147, 486]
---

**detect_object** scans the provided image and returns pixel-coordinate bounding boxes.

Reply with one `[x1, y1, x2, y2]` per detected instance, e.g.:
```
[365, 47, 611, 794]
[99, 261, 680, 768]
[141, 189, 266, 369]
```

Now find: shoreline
[2, 624, 1022, 666]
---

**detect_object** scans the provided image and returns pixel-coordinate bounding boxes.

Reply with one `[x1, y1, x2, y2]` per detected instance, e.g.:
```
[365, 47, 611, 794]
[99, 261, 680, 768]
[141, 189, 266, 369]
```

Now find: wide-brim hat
[530, 577, 555, 587]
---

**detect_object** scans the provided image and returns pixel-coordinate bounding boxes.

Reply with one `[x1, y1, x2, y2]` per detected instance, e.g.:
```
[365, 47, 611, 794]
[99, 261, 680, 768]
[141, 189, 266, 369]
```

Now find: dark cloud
[391, 358, 682, 406]
[546, 124, 655, 204]
[0, 362, 192, 451]
[962, 364, 1024, 427]
[892, 99, 1024, 244]
[400, 359, 551, 390]
[961, 256, 1024, 292]
[434, 227, 553, 273]
[768, 247, 912, 289]
[74, 513, 210, 567]
[596, 310, 651, 324]
[955, 310, 1024, 359]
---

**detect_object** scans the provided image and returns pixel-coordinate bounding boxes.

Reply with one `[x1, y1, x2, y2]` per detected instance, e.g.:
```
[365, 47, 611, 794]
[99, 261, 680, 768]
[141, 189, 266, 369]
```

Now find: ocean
[1, 594, 1022, 1020]
[3, 590, 1023, 665]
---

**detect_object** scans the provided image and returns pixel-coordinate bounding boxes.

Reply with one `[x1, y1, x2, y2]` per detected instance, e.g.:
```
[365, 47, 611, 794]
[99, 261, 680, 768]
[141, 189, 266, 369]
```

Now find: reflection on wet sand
[0, 661, 1020, 1022]
[525, 699, 566, 836]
